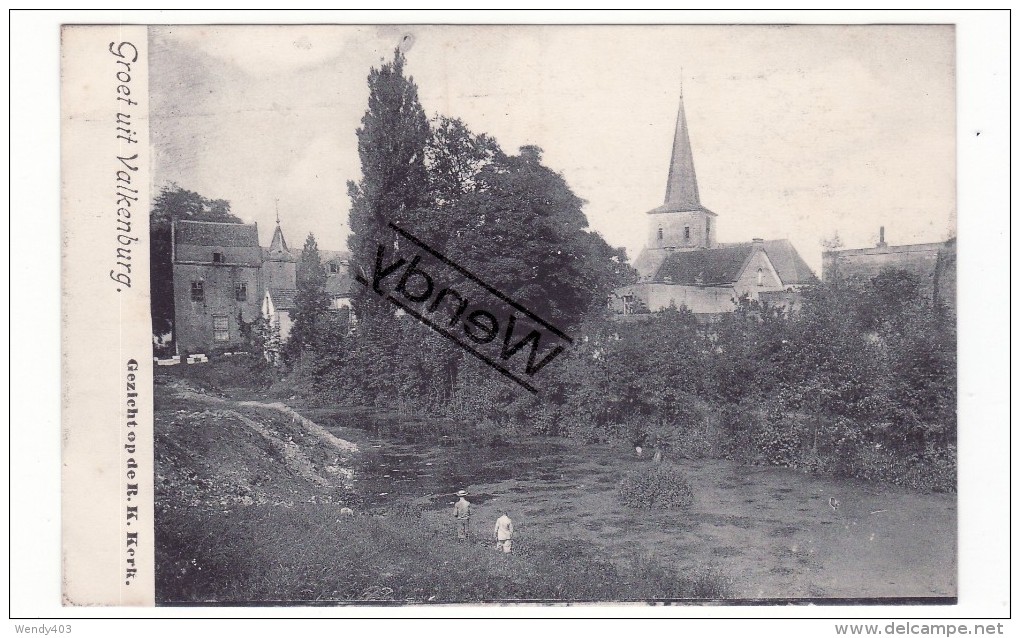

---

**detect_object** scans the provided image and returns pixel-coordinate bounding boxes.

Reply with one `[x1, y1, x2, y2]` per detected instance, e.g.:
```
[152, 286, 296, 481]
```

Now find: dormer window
[212, 252, 224, 263]
[757, 268, 764, 286]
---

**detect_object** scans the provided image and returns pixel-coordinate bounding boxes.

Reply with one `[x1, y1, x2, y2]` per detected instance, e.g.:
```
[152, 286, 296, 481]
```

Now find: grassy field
[154, 365, 955, 603]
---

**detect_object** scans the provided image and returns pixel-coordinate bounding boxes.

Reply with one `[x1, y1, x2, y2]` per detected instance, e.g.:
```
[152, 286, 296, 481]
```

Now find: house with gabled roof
[172, 219, 264, 353]
[611, 89, 817, 318]
[171, 214, 349, 353]
[262, 287, 298, 343]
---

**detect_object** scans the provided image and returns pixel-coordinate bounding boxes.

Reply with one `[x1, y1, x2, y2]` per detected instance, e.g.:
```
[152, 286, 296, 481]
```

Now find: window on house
[684, 226, 691, 241]
[757, 268, 764, 286]
[235, 283, 247, 301]
[329, 263, 340, 274]
[213, 252, 224, 263]
[657, 227, 663, 241]
[213, 315, 229, 342]
[706, 218, 711, 238]
[191, 281, 204, 302]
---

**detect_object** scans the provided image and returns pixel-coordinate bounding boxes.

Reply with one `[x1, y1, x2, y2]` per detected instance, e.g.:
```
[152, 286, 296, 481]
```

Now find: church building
[611, 90, 816, 319]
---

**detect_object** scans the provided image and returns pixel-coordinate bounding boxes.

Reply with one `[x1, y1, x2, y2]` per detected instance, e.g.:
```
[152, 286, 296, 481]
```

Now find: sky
[149, 24, 956, 274]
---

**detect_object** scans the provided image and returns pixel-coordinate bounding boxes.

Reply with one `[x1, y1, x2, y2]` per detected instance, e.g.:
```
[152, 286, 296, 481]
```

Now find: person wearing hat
[494, 510, 514, 554]
[453, 490, 471, 539]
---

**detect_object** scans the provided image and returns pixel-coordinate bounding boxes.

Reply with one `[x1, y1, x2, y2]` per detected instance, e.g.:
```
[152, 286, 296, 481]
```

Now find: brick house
[172, 217, 350, 354]
[171, 220, 264, 353]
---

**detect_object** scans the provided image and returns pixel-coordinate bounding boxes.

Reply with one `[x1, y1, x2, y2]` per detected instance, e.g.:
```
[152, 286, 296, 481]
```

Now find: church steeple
[263, 204, 297, 290]
[269, 199, 290, 255]
[663, 88, 701, 211]
[269, 222, 289, 255]
[639, 85, 716, 259]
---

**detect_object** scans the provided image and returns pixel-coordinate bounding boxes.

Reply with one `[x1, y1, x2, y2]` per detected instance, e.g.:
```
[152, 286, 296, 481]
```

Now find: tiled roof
[267, 288, 298, 310]
[174, 220, 259, 247]
[760, 240, 818, 285]
[653, 240, 817, 287]
[653, 244, 755, 285]
[632, 248, 669, 281]
[325, 272, 356, 297]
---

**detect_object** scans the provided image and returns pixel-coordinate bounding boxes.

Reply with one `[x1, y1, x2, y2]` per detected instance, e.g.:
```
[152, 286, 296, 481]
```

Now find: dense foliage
[296, 51, 956, 492]
[287, 233, 331, 359]
[618, 464, 696, 510]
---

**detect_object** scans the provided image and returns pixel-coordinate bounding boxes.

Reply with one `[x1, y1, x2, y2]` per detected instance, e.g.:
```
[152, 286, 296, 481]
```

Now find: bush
[617, 464, 695, 510]
[644, 400, 725, 460]
[722, 401, 807, 467]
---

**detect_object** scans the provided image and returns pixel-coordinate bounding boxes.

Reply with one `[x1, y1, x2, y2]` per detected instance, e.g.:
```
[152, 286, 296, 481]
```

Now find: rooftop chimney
[877, 226, 887, 248]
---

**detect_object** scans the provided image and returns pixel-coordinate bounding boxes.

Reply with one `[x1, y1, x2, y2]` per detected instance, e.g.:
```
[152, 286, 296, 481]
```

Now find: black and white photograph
[142, 24, 957, 604]
[30, 11, 1009, 627]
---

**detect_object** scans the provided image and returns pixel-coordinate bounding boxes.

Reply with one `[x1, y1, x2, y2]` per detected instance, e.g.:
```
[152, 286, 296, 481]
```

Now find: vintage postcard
[59, 22, 970, 609]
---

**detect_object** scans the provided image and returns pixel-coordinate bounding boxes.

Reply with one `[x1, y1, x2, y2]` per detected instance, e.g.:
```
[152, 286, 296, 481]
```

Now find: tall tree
[347, 49, 431, 322]
[425, 116, 502, 207]
[444, 145, 636, 330]
[289, 233, 330, 352]
[149, 183, 240, 341]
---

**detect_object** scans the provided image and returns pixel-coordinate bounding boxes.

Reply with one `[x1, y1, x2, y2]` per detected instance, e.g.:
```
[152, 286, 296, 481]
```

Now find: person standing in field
[453, 490, 471, 540]
[494, 510, 514, 554]
[647, 431, 662, 463]
[632, 430, 647, 458]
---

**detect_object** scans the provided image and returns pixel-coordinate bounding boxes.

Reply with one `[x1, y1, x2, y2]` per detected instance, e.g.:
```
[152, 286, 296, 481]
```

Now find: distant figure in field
[632, 431, 647, 458]
[494, 510, 514, 554]
[647, 432, 662, 463]
[453, 490, 471, 539]
[829, 497, 840, 512]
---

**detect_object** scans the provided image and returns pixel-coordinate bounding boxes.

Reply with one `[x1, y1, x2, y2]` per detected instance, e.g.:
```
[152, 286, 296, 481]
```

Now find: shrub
[722, 401, 806, 467]
[617, 464, 695, 510]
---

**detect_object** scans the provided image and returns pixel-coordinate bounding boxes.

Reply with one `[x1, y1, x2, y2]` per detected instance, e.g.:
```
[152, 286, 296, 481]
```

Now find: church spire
[269, 201, 290, 256]
[663, 86, 701, 211]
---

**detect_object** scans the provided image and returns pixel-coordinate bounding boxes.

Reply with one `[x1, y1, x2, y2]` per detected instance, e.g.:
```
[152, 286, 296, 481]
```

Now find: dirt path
[170, 379, 359, 455]
[155, 378, 362, 508]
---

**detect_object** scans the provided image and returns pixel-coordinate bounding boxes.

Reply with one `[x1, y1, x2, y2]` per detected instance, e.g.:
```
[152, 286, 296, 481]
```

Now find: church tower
[263, 212, 297, 290]
[632, 88, 717, 279]
[647, 89, 716, 250]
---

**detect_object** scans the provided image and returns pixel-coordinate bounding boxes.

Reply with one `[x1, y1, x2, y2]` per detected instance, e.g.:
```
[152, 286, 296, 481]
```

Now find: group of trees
[283, 48, 955, 489]
[151, 48, 956, 491]
[346, 51, 632, 332]
[280, 49, 634, 411]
